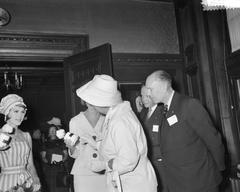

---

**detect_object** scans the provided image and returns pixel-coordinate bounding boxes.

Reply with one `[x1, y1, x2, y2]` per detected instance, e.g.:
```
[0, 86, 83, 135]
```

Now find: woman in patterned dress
[0, 94, 41, 192]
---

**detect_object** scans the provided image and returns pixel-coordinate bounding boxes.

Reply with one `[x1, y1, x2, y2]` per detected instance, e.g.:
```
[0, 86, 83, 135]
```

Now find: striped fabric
[0, 132, 31, 192]
[230, 178, 240, 192]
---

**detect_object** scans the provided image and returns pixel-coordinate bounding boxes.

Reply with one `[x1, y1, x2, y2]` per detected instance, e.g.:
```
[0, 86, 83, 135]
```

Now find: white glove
[90, 159, 107, 172]
[2, 124, 14, 134]
[64, 132, 79, 146]
[0, 133, 11, 149]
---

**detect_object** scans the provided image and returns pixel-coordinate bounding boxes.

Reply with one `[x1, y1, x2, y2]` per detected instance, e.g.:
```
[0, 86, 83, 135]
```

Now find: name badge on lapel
[167, 115, 178, 126]
[152, 125, 159, 132]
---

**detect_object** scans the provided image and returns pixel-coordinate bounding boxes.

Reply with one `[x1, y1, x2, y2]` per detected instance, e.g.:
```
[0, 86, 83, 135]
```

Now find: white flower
[0, 140, 7, 148]
[56, 129, 65, 139]
[2, 124, 14, 134]
[33, 184, 41, 192]
[0, 133, 10, 147]
[16, 186, 24, 192]
[17, 174, 25, 185]
[25, 178, 33, 188]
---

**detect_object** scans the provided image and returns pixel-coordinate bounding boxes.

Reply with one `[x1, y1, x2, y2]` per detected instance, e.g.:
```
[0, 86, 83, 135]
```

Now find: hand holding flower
[0, 132, 11, 150]
[2, 123, 15, 134]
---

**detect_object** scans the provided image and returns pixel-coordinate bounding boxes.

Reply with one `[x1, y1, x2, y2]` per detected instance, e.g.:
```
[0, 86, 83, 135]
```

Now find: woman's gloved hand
[0, 132, 11, 151]
[1, 123, 15, 134]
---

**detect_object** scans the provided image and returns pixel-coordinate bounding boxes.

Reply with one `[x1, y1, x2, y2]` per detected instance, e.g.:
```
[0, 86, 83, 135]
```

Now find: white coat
[99, 101, 158, 192]
[69, 112, 107, 192]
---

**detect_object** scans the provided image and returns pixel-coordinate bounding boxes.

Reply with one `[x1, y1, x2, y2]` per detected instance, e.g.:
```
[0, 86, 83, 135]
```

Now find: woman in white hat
[0, 94, 41, 192]
[76, 74, 158, 192]
[66, 97, 107, 192]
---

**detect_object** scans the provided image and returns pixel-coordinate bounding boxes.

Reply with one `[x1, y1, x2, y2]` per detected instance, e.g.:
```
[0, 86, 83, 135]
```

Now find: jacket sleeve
[110, 118, 140, 175]
[187, 99, 225, 171]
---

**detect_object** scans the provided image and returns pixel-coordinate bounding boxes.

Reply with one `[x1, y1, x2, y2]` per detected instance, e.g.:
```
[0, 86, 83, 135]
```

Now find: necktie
[159, 104, 168, 144]
[163, 104, 168, 116]
[157, 104, 168, 161]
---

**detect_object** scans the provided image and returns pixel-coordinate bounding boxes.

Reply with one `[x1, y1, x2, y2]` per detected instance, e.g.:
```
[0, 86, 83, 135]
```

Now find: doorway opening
[0, 32, 88, 131]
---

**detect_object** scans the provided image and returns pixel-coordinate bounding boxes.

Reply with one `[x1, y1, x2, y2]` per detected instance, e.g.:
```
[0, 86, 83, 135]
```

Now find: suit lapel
[166, 92, 185, 119]
[146, 105, 161, 121]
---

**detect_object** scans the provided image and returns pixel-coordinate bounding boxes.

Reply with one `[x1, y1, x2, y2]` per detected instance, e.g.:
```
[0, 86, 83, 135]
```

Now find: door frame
[0, 32, 89, 62]
[0, 32, 89, 126]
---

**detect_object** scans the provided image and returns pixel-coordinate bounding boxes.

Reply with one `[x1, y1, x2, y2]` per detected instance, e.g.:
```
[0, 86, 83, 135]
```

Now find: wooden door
[63, 43, 113, 122]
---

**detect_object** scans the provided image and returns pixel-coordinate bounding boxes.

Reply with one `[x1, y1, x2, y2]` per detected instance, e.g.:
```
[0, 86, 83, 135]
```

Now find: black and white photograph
[0, 0, 240, 192]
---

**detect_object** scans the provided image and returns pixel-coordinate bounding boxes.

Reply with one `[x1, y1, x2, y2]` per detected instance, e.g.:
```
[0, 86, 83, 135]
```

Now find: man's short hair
[154, 70, 172, 85]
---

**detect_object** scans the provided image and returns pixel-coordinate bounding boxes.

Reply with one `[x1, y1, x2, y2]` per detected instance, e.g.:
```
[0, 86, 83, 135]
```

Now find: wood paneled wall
[175, 0, 240, 191]
[112, 53, 186, 113]
[113, 53, 185, 91]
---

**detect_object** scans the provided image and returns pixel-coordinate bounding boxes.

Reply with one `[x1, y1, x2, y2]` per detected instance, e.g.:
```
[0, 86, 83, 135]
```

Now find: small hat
[76, 74, 122, 107]
[47, 117, 62, 127]
[0, 94, 26, 116]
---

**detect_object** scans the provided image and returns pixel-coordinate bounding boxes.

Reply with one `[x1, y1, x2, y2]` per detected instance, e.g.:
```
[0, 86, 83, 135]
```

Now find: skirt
[73, 174, 107, 192]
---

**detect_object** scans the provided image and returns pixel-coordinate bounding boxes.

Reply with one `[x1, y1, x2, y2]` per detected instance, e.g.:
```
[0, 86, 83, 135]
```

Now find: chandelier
[2, 71, 23, 91]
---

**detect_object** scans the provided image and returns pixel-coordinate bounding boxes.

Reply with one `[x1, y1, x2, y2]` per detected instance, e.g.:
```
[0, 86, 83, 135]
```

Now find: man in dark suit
[137, 85, 167, 192]
[145, 70, 225, 192]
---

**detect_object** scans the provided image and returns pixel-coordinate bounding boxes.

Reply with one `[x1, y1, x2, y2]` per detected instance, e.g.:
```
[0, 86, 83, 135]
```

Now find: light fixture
[202, 0, 240, 10]
[2, 65, 23, 91]
[0, 8, 11, 26]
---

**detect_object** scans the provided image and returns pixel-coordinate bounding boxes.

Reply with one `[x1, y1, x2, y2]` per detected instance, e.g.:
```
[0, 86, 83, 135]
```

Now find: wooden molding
[112, 53, 183, 63]
[0, 32, 89, 61]
[112, 53, 186, 93]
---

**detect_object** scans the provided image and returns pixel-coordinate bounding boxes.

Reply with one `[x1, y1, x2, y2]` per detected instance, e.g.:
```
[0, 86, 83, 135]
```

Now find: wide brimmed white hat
[0, 94, 26, 116]
[76, 74, 122, 107]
